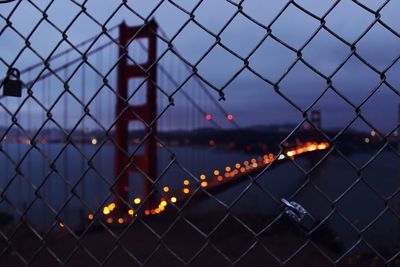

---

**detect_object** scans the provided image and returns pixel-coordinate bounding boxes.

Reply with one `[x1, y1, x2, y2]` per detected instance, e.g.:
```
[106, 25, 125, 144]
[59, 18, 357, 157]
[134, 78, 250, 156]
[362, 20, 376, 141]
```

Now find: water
[0, 142, 399, 251]
[0, 143, 258, 229]
[170, 148, 400, 252]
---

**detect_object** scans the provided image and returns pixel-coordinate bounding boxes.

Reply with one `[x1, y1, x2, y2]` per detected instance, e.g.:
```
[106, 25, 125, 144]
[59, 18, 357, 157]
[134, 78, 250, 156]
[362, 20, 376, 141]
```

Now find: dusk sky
[1, 0, 399, 133]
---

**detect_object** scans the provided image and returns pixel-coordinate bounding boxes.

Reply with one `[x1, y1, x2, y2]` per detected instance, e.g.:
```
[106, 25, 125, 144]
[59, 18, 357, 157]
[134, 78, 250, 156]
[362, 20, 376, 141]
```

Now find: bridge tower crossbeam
[115, 20, 158, 213]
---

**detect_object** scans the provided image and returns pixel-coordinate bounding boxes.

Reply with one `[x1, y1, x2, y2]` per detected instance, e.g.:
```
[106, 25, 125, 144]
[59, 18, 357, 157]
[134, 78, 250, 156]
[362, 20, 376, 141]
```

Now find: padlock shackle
[7, 67, 20, 79]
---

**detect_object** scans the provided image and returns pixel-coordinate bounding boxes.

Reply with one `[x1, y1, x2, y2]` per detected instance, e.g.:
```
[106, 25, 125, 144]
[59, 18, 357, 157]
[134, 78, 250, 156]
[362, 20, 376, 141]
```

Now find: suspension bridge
[0, 20, 332, 230]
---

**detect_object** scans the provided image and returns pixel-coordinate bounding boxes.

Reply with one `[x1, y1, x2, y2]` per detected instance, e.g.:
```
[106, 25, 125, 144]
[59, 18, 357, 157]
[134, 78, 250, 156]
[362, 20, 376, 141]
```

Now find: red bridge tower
[115, 20, 158, 213]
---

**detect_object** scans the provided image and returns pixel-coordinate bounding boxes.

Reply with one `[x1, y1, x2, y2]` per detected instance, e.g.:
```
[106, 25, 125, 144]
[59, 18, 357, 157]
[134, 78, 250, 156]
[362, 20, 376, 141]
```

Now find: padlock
[3, 68, 22, 97]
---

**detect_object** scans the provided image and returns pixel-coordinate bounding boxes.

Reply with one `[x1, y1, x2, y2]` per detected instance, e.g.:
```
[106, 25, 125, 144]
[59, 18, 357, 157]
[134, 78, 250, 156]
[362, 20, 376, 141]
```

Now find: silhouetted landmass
[0, 125, 395, 155]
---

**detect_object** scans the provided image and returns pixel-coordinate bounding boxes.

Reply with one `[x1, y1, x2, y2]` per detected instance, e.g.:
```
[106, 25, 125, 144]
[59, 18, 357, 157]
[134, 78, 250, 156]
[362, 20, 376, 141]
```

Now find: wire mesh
[0, 0, 399, 266]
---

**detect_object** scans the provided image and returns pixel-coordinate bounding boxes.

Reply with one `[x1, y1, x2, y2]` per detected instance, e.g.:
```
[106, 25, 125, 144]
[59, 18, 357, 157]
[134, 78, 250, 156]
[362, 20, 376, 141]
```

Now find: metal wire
[0, 0, 399, 266]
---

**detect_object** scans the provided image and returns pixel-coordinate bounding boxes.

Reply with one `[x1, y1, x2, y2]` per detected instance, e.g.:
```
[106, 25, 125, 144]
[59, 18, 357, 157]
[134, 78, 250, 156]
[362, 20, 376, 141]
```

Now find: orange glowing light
[217, 175, 223, 181]
[59, 222, 65, 228]
[213, 170, 220, 176]
[296, 147, 306, 154]
[240, 167, 245, 173]
[251, 158, 257, 163]
[163, 186, 169, 193]
[160, 200, 167, 207]
[200, 174, 206, 180]
[118, 218, 124, 224]
[225, 166, 231, 172]
[201, 181, 208, 187]
[183, 179, 190, 185]
[183, 188, 190, 194]
[155, 208, 161, 214]
[307, 145, 317, 152]
[106, 218, 113, 224]
[235, 163, 241, 169]
[108, 203, 116, 211]
[244, 161, 249, 166]
[151, 209, 156, 215]
[128, 209, 134, 216]
[88, 213, 94, 220]
[103, 207, 111, 215]
[145, 210, 150, 215]
[317, 143, 328, 150]
[287, 150, 296, 157]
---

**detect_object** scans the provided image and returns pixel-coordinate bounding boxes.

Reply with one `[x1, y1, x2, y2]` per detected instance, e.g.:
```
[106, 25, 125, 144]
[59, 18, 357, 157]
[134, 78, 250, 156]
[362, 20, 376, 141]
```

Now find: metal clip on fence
[281, 198, 316, 231]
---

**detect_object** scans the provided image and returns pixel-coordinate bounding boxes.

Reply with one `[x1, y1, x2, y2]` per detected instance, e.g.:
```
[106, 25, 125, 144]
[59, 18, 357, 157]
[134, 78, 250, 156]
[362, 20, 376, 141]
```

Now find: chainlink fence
[0, 0, 400, 266]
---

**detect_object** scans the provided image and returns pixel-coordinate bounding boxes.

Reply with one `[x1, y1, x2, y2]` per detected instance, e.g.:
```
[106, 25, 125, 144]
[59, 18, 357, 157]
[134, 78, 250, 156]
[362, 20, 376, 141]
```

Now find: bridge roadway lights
[83, 141, 329, 226]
